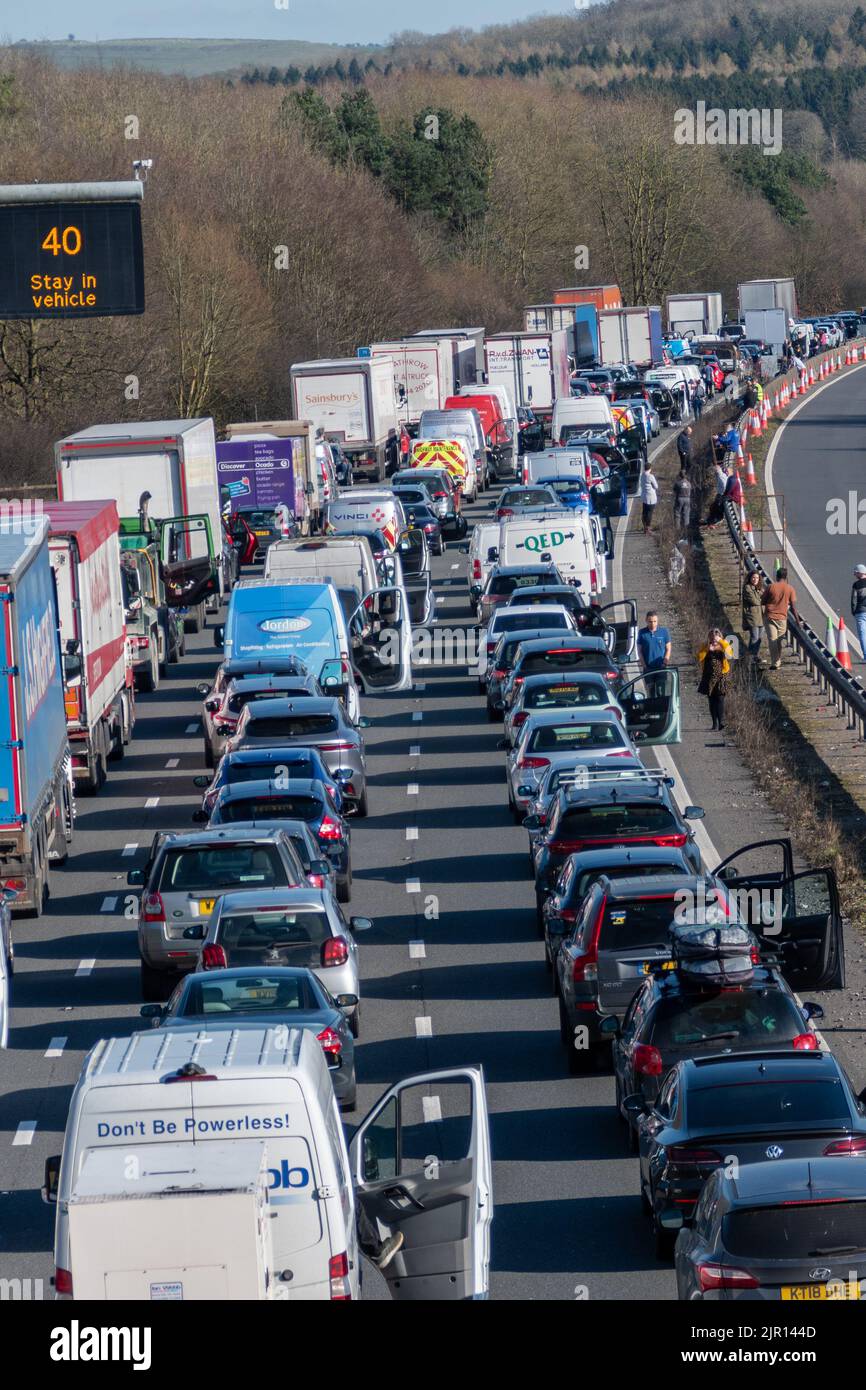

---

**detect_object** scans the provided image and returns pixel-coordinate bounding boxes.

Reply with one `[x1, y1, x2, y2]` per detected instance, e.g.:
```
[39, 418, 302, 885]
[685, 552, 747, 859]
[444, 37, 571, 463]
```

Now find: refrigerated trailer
[737, 279, 798, 322]
[599, 307, 663, 369]
[290, 357, 399, 483]
[412, 328, 484, 384]
[44, 501, 132, 793]
[0, 519, 74, 914]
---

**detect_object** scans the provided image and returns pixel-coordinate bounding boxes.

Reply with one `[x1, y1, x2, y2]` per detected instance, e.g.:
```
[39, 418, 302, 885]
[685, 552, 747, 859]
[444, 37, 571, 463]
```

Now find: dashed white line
[44, 1038, 67, 1058]
[165, 758, 179, 769]
[415, 682, 426, 691]
[12, 1122, 36, 1146]
[406, 827, 418, 841]
[75, 959, 95, 977]
[409, 940, 426, 959]
[415, 1016, 433, 1038]
[450, 563, 459, 570]
[406, 878, 421, 894]
[422, 1095, 442, 1122]
[412, 711, 423, 722]
[185, 722, 199, 733]
[100, 896, 118, 913]
[145, 797, 160, 808]
[407, 783, 419, 796]
[409, 744, 421, 757]
[121, 843, 138, 857]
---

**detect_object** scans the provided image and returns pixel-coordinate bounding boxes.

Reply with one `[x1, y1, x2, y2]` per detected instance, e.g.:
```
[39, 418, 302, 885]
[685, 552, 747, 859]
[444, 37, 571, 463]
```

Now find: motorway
[3, 421, 866, 1301]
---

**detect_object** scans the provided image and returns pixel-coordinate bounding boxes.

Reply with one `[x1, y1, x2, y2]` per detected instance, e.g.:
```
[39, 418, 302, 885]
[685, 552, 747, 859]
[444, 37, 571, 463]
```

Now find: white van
[467, 522, 501, 605]
[325, 493, 406, 551]
[409, 434, 479, 502]
[522, 446, 592, 486]
[551, 397, 615, 445]
[498, 511, 611, 597]
[458, 382, 517, 426]
[417, 409, 486, 492]
[44, 1029, 492, 1302]
[265, 536, 378, 599]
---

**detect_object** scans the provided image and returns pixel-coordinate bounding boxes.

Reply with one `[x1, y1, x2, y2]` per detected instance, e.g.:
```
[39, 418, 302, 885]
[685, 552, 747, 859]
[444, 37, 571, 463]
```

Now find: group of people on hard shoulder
[741, 567, 799, 670]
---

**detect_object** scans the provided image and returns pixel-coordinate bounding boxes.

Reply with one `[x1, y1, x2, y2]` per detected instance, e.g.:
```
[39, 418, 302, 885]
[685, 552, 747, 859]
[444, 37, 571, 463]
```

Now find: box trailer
[220, 421, 320, 533]
[44, 501, 132, 792]
[744, 308, 788, 353]
[412, 327, 484, 384]
[0, 518, 73, 913]
[55, 419, 223, 633]
[524, 303, 583, 333]
[553, 285, 622, 311]
[290, 357, 398, 483]
[484, 330, 573, 426]
[599, 307, 663, 369]
[738, 279, 798, 322]
[370, 339, 454, 424]
[666, 293, 723, 337]
[67, 1140, 275, 1301]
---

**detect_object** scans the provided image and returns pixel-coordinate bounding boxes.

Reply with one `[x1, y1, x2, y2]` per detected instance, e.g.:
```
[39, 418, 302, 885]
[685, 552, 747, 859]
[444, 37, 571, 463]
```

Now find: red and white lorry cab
[44, 501, 134, 793]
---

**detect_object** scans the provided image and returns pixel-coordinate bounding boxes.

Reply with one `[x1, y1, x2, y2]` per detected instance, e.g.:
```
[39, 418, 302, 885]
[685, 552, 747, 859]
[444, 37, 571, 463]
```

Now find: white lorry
[484, 330, 573, 433]
[291, 357, 399, 484]
[412, 327, 485, 385]
[55, 418, 223, 634]
[666, 293, 724, 337]
[737, 278, 798, 322]
[66, 1140, 275, 1301]
[370, 339, 454, 424]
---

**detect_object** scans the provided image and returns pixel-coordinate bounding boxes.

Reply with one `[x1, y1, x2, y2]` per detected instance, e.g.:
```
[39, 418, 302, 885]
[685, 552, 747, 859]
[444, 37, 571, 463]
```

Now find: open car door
[349, 586, 412, 693]
[596, 600, 637, 662]
[713, 838, 845, 990]
[159, 515, 218, 608]
[349, 1067, 492, 1301]
[618, 668, 681, 745]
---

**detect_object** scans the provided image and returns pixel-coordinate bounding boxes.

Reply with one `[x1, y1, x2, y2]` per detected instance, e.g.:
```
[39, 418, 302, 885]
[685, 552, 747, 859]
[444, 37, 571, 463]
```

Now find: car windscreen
[528, 721, 626, 752]
[722, 1202, 866, 1260]
[158, 845, 288, 892]
[175, 972, 322, 1016]
[558, 804, 679, 838]
[219, 910, 331, 949]
[649, 991, 802, 1051]
[245, 714, 338, 738]
[527, 682, 607, 708]
[520, 650, 605, 676]
[597, 895, 679, 949]
[218, 796, 323, 823]
[687, 1080, 851, 1131]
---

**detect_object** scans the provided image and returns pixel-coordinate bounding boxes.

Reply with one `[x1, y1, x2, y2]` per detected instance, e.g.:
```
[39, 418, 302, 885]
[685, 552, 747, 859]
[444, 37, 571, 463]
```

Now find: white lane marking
[185, 722, 199, 733]
[412, 711, 423, 722]
[450, 563, 459, 570]
[75, 959, 95, 977]
[765, 365, 866, 657]
[145, 797, 160, 808]
[409, 940, 426, 959]
[406, 877, 421, 894]
[12, 1122, 36, 1146]
[44, 1038, 67, 1058]
[422, 1095, 442, 1122]
[415, 1016, 433, 1038]
[407, 783, 419, 796]
[409, 744, 421, 756]
[100, 896, 118, 913]
[406, 826, 419, 841]
[415, 682, 426, 691]
[165, 758, 179, 769]
[121, 843, 138, 857]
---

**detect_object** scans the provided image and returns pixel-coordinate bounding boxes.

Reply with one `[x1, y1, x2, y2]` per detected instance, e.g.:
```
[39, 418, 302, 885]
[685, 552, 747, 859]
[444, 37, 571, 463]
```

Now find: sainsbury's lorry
[291, 358, 398, 484]
[0, 519, 73, 914]
[45, 501, 133, 793]
[55, 419, 223, 633]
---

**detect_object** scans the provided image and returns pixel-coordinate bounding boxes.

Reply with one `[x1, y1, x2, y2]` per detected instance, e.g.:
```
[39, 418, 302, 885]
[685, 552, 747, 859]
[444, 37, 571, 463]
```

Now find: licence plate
[641, 959, 674, 975]
[254, 530, 270, 537]
[196, 899, 216, 915]
[781, 1282, 861, 1301]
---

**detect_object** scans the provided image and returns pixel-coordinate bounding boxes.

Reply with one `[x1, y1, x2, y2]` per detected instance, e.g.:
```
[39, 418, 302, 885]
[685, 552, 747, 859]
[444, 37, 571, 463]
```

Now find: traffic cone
[736, 439, 745, 467]
[809, 365, 816, 386]
[837, 617, 852, 671]
[752, 407, 762, 437]
[825, 613, 837, 659]
[740, 503, 754, 548]
[745, 452, 757, 486]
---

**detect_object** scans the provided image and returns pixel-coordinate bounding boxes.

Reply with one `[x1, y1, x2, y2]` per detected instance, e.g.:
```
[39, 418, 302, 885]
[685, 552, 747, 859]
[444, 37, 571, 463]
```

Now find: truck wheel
[158, 624, 169, 677]
[139, 639, 159, 692]
[140, 960, 167, 1002]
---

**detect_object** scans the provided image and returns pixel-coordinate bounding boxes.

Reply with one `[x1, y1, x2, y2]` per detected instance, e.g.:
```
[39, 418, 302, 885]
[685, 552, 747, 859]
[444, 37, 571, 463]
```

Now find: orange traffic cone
[752, 407, 762, 437]
[736, 439, 745, 467]
[837, 617, 852, 671]
[740, 503, 754, 548]
[745, 452, 757, 486]
[810, 365, 816, 386]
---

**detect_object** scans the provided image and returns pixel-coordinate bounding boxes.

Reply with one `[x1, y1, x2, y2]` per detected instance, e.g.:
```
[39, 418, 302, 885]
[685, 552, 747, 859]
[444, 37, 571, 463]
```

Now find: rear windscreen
[722, 1203, 866, 1260]
[494, 611, 566, 634]
[247, 715, 338, 738]
[504, 490, 552, 507]
[158, 845, 288, 892]
[218, 796, 322, 823]
[649, 992, 801, 1051]
[598, 896, 677, 949]
[177, 972, 321, 1016]
[220, 910, 331, 948]
[520, 650, 604, 676]
[239, 511, 277, 529]
[501, 633, 567, 667]
[489, 573, 555, 596]
[575, 862, 685, 900]
[227, 756, 316, 785]
[688, 1080, 850, 1131]
[228, 688, 309, 714]
[527, 683, 606, 708]
[559, 804, 678, 838]
[529, 722, 626, 752]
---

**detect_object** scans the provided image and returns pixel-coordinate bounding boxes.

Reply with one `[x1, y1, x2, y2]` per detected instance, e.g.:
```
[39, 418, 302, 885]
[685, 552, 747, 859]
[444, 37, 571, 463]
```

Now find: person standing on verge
[697, 628, 733, 731]
[637, 611, 671, 673]
[742, 570, 764, 660]
[851, 564, 866, 657]
[761, 566, 798, 670]
[640, 463, 659, 535]
[676, 425, 693, 472]
[673, 470, 691, 533]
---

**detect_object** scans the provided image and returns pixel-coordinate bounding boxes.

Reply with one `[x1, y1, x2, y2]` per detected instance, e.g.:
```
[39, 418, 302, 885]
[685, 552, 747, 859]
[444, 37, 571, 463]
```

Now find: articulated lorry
[0, 520, 74, 915]
[219, 421, 321, 535]
[55, 419, 223, 634]
[553, 285, 622, 311]
[45, 501, 133, 792]
[666, 293, 724, 337]
[412, 327, 484, 385]
[291, 358, 398, 483]
[484, 329, 573, 431]
[119, 525, 185, 692]
[523, 304, 599, 367]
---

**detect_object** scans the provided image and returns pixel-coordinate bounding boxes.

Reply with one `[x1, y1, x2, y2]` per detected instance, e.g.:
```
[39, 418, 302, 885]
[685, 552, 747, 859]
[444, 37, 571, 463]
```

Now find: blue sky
[15, 1, 586, 46]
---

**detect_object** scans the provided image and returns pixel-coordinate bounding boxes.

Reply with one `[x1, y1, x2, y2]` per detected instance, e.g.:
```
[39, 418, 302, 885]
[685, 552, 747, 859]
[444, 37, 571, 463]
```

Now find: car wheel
[340, 1088, 357, 1114]
[477, 679, 485, 694]
[349, 1005, 360, 1039]
[640, 1177, 652, 1217]
[486, 702, 497, 722]
[204, 743, 214, 770]
[140, 960, 166, 1002]
[628, 1120, 639, 1155]
[337, 866, 352, 903]
[158, 625, 169, 677]
[355, 788, 369, 819]
[653, 1211, 676, 1261]
[558, 995, 570, 1047]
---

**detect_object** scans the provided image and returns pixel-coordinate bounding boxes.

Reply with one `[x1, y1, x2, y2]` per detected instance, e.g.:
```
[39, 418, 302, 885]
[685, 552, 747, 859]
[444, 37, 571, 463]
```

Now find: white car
[473, 603, 578, 689]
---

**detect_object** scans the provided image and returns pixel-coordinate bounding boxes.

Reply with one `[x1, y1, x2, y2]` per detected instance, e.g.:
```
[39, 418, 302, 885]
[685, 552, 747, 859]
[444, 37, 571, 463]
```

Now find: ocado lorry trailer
[219, 420, 321, 533]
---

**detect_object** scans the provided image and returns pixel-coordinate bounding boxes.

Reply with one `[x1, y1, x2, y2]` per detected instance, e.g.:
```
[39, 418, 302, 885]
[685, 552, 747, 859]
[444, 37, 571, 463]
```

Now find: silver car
[128, 826, 307, 1000]
[200, 886, 367, 1035]
[506, 707, 638, 819]
[502, 670, 626, 749]
[226, 696, 370, 817]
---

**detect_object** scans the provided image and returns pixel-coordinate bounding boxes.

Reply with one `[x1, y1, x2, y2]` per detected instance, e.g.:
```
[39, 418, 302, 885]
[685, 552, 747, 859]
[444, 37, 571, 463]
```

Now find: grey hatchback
[226, 696, 369, 817]
[128, 826, 306, 1000]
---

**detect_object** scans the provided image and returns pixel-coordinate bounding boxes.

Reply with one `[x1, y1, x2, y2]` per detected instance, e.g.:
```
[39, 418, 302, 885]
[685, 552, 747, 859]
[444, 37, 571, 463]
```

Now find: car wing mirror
[214, 625, 225, 650]
[42, 1155, 60, 1205]
[349, 916, 372, 932]
[191, 809, 208, 823]
[803, 1002, 824, 1021]
[522, 814, 542, 830]
[195, 681, 211, 696]
[192, 775, 210, 788]
[658, 1210, 683, 1232]
[139, 1004, 164, 1019]
[684, 805, 705, 819]
[598, 1015, 620, 1038]
[622, 1093, 648, 1116]
[335, 994, 359, 1009]
[126, 868, 144, 886]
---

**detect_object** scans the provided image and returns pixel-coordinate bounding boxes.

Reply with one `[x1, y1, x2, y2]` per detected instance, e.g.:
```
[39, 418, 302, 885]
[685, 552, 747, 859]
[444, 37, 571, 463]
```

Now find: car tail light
[605, 670, 619, 681]
[201, 944, 227, 969]
[318, 815, 343, 841]
[319, 741, 356, 753]
[141, 891, 166, 923]
[472, 560, 482, 580]
[213, 717, 236, 732]
[322, 936, 349, 967]
[317, 1026, 342, 1056]
[1, 878, 25, 897]
[589, 569, 598, 590]
[667, 1146, 723, 1168]
[518, 756, 550, 770]
[54, 1267, 73, 1296]
[571, 952, 598, 983]
[633, 1043, 663, 1077]
[792, 1033, 818, 1051]
[823, 1137, 866, 1156]
[513, 712, 529, 729]
[487, 641, 498, 655]
[498, 508, 513, 519]
[698, 1264, 759, 1292]
[329, 1251, 351, 1300]
[307, 872, 326, 888]
[651, 834, 687, 848]
[492, 668, 507, 680]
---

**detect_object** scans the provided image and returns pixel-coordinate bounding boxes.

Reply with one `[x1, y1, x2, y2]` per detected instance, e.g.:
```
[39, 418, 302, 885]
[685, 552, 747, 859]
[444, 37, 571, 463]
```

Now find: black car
[517, 406, 544, 451]
[674, 1157, 866, 1300]
[193, 746, 345, 818]
[542, 845, 695, 959]
[500, 635, 623, 712]
[402, 503, 443, 556]
[613, 962, 824, 1145]
[486, 627, 576, 719]
[208, 776, 352, 901]
[232, 505, 295, 555]
[507, 587, 637, 661]
[635, 1051, 866, 1259]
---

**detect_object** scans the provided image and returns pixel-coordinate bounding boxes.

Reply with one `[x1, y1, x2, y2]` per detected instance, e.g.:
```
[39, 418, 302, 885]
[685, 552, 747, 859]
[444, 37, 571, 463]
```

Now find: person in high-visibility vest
[755, 381, 764, 405]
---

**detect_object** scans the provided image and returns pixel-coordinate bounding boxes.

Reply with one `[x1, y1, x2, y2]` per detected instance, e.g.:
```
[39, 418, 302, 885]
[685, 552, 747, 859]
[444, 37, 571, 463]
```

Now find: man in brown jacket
[761, 567, 798, 669]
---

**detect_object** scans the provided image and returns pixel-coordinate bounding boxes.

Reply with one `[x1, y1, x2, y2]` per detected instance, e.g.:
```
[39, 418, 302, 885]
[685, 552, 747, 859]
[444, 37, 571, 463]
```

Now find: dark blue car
[193, 745, 344, 819]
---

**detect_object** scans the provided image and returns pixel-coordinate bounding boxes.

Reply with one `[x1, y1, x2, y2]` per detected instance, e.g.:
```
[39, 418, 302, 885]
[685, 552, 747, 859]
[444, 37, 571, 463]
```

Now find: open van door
[618, 668, 681, 744]
[349, 1067, 492, 1301]
[349, 586, 412, 693]
[596, 599, 637, 661]
[713, 838, 845, 990]
[159, 515, 218, 608]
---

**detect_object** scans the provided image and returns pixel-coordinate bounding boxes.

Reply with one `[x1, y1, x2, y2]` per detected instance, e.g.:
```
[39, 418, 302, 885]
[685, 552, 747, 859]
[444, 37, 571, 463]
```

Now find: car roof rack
[560, 767, 674, 793]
